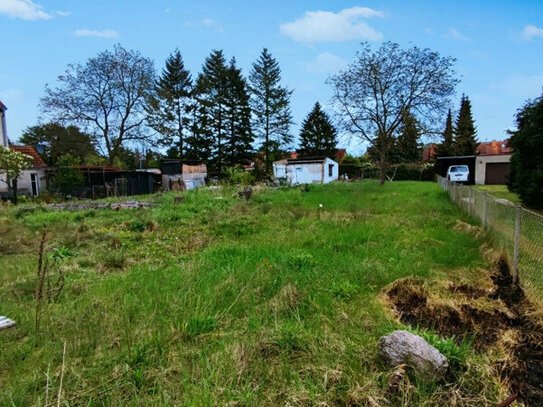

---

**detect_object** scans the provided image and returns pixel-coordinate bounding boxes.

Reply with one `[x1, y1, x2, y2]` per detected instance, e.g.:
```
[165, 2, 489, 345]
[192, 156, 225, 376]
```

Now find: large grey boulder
[379, 330, 449, 377]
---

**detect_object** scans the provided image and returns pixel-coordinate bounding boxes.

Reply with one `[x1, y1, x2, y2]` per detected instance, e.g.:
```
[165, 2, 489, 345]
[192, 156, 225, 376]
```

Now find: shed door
[485, 162, 510, 185]
[30, 173, 39, 196]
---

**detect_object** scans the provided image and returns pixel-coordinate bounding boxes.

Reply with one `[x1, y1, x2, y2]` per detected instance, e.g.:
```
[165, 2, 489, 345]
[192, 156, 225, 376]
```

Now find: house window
[328, 164, 334, 177]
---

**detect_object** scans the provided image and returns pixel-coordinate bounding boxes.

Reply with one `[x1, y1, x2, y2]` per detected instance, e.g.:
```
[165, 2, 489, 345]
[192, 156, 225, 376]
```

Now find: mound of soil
[383, 256, 543, 406]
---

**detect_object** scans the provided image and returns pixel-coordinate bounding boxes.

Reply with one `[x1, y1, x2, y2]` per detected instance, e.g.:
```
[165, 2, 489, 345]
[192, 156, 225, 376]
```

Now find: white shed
[273, 157, 339, 185]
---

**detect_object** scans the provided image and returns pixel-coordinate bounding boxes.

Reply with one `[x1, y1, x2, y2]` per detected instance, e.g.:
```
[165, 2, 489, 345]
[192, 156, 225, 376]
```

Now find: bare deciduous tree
[328, 42, 458, 184]
[41, 45, 155, 165]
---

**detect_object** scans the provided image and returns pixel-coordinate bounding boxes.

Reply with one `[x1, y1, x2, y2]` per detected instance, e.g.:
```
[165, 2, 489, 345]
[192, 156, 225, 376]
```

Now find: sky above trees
[1, 0, 542, 154]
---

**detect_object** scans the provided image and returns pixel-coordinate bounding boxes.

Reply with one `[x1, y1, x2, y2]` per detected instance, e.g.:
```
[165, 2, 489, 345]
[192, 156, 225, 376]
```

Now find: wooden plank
[0, 316, 15, 331]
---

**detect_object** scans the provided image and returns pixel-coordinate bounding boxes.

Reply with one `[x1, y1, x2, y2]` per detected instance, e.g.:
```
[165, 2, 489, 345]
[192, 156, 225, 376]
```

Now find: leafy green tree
[146, 49, 193, 159]
[41, 45, 156, 165]
[0, 148, 32, 204]
[298, 102, 337, 159]
[454, 95, 478, 155]
[19, 122, 95, 166]
[508, 93, 543, 208]
[49, 154, 84, 194]
[391, 109, 422, 163]
[435, 109, 455, 157]
[249, 48, 293, 174]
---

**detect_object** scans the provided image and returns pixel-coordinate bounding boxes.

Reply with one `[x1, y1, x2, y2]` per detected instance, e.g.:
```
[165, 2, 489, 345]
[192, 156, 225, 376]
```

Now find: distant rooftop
[477, 140, 511, 155]
[10, 145, 47, 168]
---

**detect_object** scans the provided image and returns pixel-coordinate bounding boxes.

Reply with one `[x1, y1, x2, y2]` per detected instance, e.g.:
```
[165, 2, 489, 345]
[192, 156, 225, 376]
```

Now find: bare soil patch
[383, 255, 543, 406]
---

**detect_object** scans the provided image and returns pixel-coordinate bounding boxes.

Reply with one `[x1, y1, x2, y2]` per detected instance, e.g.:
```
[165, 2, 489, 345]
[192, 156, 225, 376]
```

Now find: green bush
[387, 163, 434, 181]
[223, 165, 255, 186]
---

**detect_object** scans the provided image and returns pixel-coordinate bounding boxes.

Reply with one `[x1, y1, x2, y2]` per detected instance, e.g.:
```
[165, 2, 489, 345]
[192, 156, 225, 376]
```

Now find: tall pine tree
[146, 49, 193, 159]
[192, 50, 229, 172]
[223, 58, 254, 166]
[454, 95, 478, 155]
[298, 102, 337, 159]
[435, 109, 455, 157]
[392, 109, 422, 163]
[249, 48, 293, 174]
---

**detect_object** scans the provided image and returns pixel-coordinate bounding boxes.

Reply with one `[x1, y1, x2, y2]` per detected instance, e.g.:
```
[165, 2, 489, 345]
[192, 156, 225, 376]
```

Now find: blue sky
[1, 0, 543, 154]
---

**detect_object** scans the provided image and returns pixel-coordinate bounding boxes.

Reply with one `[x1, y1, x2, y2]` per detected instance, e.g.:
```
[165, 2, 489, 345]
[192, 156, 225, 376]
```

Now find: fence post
[513, 204, 521, 284]
[453, 182, 456, 202]
[482, 192, 487, 228]
[468, 187, 472, 217]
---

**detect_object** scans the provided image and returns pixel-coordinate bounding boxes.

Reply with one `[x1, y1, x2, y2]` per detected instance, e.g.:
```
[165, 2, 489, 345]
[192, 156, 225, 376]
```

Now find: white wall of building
[0, 108, 8, 148]
[475, 154, 511, 185]
[0, 169, 46, 197]
[276, 158, 339, 185]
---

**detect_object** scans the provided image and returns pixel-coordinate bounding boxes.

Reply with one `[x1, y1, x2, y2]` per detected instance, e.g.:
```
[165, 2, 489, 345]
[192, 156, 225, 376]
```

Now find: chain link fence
[437, 175, 543, 292]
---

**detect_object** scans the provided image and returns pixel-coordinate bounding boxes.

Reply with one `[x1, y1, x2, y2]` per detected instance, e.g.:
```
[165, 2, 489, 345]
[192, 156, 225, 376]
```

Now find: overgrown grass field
[0, 181, 510, 406]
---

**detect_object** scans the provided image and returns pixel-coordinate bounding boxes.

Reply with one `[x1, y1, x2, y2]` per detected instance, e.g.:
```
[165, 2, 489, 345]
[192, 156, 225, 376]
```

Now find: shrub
[223, 165, 255, 186]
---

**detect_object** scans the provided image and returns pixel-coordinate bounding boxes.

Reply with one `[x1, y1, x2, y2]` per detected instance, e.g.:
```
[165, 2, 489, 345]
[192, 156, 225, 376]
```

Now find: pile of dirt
[383, 255, 543, 406]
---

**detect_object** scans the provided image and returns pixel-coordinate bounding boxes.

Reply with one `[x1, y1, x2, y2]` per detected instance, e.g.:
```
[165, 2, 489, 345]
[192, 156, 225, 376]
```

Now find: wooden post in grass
[483, 192, 487, 228]
[468, 187, 472, 217]
[513, 204, 521, 284]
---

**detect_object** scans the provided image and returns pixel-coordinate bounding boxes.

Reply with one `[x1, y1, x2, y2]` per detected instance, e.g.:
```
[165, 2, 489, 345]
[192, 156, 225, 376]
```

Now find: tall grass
[0, 181, 504, 406]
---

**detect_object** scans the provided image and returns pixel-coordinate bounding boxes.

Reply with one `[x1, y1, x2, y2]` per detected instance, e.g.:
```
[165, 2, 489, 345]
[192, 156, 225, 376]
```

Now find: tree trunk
[379, 151, 387, 186]
[379, 165, 386, 185]
[12, 178, 18, 205]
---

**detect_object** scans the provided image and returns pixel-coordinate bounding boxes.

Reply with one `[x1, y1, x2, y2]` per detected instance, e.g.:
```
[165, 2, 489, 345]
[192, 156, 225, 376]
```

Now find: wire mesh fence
[437, 175, 543, 292]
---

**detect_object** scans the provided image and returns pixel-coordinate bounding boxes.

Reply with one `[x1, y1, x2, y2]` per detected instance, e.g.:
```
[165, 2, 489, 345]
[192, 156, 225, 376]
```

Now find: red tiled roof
[423, 144, 437, 162]
[336, 148, 347, 162]
[477, 140, 511, 155]
[10, 145, 47, 168]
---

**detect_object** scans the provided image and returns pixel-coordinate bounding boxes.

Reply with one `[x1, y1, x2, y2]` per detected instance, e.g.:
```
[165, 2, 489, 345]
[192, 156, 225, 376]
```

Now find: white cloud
[304, 52, 348, 74]
[522, 24, 543, 40]
[280, 6, 383, 43]
[497, 75, 543, 98]
[445, 28, 469, 41]
[55, 10, 70, 16]
[0, 0, 52, 20]
[185, 18, 224, 33]
[74, 29, 119, 38]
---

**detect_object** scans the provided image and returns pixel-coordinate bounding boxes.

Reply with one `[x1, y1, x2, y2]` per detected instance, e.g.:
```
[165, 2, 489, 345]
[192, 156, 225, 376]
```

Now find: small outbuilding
[161, 160, 207, 190]
[273, 157, 339, 185]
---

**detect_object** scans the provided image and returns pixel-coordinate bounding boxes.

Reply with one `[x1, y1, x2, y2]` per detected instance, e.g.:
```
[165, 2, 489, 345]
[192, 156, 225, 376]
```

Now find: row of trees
[40, 45, 295, 175]
[435, 95, 478, 158]
[6, 41, 469, 190]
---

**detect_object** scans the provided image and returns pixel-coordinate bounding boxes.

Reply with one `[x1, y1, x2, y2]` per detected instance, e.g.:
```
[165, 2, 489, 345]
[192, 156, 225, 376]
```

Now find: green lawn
[472, 184, 521, 204]
[0, 181, 506, 406]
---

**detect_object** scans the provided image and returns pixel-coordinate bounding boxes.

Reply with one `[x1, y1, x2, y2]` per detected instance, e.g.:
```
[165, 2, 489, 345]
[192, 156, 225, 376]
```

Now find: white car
[447, 165, 469, 182]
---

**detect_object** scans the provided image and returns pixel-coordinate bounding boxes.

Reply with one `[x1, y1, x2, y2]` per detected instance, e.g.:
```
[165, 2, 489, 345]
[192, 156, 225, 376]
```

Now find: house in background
[474, 140, 512, 185]
[435, 139, 512, 185]
[273, 157, 339, 185]
[0, 100, 47, 198]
